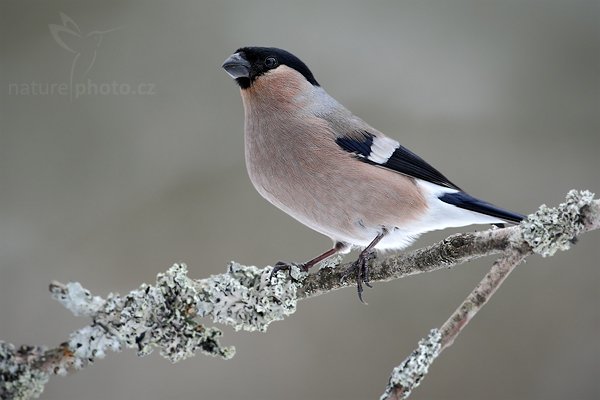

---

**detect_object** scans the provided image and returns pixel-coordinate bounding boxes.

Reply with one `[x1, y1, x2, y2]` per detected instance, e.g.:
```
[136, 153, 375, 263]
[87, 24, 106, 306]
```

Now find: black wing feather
[335, 134, 373, 158]
[335, 131, 525, 223]
[381, 145, 462, 190]
[335, 131, 462, 190]
[439, 192, 525, 223]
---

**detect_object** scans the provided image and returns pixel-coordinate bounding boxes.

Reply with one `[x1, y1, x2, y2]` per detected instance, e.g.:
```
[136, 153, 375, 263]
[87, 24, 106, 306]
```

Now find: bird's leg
[341, 230, 387, 303]
[270, 242, 346, 281]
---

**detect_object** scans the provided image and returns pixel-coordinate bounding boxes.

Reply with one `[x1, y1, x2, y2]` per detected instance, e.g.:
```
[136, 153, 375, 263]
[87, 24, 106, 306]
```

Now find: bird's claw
[340, 250, 376, 303]
[269, 261, 305, 283]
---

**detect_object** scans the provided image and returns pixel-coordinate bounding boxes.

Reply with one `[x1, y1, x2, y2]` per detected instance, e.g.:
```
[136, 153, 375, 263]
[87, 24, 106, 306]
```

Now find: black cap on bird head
[222, 47, 319, 89]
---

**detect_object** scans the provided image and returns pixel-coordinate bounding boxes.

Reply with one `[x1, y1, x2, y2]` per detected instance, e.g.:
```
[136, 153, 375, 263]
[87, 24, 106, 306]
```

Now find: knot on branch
[520, 190, 595, 257]
[197, 262, 302, 332]
[441, 233, 476, 260]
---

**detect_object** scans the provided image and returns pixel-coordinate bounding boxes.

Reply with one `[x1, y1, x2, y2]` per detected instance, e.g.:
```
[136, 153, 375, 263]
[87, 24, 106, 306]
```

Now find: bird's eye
[265, 57, 278, 69]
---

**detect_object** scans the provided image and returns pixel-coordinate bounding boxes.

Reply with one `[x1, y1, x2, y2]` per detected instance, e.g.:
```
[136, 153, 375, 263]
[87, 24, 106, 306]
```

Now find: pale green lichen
[0, 260, 307, 399]
[317, 254, 344, 271]
[0, 342, 49, 400]
[197, 262, 303, 332]
[46, 260, 302, 378]
[51, 281, 105, 317]
[380, 329, 442, 400]
[141, 264, 234, 361]
[53, 264, 235, 370]
[520, 190, 595, 257]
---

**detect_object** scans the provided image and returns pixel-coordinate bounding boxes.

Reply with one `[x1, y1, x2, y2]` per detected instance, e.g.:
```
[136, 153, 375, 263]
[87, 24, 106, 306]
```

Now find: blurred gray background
[1, 1, 599, 399]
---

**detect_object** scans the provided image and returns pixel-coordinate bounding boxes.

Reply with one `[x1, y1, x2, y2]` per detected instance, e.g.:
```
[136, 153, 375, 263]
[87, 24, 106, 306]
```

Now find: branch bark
[1, 190, 598, 400]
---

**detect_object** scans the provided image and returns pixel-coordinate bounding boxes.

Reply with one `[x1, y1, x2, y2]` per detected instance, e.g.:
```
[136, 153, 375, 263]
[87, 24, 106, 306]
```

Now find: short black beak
[222, 53, 251, 79]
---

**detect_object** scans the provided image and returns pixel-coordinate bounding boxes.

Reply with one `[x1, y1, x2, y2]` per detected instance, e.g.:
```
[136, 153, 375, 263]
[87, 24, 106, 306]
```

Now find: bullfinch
[222, 47, 524, 301]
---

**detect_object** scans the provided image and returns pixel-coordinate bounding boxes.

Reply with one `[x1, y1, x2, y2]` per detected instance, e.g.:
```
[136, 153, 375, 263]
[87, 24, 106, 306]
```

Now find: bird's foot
[340, 249, 376, 303]
[269, 261, 306, 283]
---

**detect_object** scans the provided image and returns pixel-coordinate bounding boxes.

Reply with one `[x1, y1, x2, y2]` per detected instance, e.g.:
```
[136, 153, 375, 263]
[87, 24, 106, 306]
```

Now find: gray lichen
[380, 329, 442, 400]
[51, 264, 235, 369]
[135, 264, 235, 361]
[50, 281, 105, 317]
[520, 190, 595, 257]
[46, 261, 304, 373]
[0, 342, 49, 400]
[197, 262, 303, 332]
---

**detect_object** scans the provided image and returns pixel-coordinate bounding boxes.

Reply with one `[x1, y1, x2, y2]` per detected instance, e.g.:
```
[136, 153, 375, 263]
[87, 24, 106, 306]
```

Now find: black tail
[438, 192, 524, 224]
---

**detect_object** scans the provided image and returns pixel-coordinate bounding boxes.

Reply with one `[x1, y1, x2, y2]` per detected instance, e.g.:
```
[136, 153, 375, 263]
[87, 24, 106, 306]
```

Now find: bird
[222, 46, 524, 301]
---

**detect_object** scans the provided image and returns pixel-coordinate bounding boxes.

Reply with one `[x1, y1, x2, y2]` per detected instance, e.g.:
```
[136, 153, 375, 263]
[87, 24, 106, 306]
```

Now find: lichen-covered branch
[380, 190, 599, 400]
[298, 227, 513, 299]
[1, 190, 598, 400]
[1, 263, 302, 400]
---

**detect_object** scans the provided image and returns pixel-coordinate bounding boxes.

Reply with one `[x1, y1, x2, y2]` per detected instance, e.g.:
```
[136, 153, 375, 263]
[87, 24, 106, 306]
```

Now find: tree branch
[379, 189, 599, 399]
[1, 190, 598, 400]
